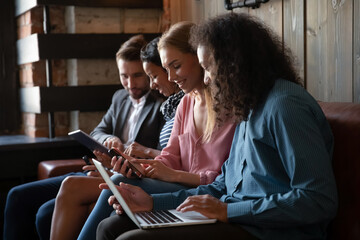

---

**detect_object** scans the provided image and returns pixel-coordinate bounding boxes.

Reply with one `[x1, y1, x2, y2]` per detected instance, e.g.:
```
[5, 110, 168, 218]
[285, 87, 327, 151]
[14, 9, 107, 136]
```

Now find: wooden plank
[171, 0, 205, 23]
[16, 33, 161, 64]
[204, 0, 233, 19]
[72, 7, 162, 34]
[186, 0, 205, 24]
[0, 0, 20, 132]
[306, 0, 325, 100]
[306, 0, 353, 102]
[283, 0, 305, 84]
[123, 9, 163, 33]
[20, 85, 121, 113]
[355, 0, 360, 103]
[76, 59, 119, 85]
[15, 0, 163, 16]
[169, 0, 183, 24]
[72, 7, 124, 34]
[249, 0, 283, 39]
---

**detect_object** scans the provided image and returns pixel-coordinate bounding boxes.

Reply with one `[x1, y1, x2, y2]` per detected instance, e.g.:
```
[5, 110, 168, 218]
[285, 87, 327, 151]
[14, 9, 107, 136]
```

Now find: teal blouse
[153, 79, 338, 240]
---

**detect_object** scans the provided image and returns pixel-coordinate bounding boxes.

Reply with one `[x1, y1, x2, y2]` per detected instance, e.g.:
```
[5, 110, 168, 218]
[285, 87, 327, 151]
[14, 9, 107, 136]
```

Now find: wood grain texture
[306, 0, 353, 102]
[354, 0, 360, 103]
[15, 0, 163, 16]
[249, 0, 283, 39]
[283, 0, 305, 84]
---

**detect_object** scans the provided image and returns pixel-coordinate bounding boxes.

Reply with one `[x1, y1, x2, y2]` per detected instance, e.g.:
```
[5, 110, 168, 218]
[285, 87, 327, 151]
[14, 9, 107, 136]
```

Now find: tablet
[68, 129, 110, 157]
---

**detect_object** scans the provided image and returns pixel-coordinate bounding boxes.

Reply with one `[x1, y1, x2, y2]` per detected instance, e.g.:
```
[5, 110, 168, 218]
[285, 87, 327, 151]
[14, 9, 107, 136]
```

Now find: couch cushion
[38, 159, 85, 180]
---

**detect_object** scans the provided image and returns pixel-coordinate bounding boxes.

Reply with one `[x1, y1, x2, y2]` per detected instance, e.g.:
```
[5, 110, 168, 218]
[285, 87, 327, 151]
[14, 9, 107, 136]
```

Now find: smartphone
[108, 148, 145, 178]
[82, 155, 91, 165]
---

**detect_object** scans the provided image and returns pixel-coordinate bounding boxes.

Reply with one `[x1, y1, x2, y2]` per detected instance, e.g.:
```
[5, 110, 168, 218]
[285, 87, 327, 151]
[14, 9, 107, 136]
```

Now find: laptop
[92, 159, 217, 229]
[68, 129, 111, 157]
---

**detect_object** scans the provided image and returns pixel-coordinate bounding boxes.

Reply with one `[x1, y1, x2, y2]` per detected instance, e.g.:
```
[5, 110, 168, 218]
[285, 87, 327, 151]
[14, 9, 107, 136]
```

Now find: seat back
[319, 102, 360, 240]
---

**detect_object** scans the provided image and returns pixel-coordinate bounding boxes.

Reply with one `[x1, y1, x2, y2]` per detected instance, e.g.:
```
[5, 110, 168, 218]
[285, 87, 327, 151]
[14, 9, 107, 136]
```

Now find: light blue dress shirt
[153, 79, 338, 240]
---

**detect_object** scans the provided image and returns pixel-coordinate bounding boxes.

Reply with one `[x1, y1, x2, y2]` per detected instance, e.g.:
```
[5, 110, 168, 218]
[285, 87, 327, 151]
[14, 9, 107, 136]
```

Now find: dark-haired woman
[49, 37, 184, 240]
[97, 13, 337, 240]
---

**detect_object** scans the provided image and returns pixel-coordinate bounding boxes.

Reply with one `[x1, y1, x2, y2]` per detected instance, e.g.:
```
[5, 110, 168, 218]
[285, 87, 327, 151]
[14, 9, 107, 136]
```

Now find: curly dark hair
[190, 13, 302, 122]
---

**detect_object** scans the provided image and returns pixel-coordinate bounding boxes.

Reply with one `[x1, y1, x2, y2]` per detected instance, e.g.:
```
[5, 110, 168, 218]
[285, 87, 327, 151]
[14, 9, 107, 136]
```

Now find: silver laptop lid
[92, 159, 141, 228]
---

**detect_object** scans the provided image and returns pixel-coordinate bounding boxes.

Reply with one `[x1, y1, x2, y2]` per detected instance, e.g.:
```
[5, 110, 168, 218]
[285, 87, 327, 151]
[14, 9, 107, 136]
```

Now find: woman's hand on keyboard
[176, 194, 228, 223]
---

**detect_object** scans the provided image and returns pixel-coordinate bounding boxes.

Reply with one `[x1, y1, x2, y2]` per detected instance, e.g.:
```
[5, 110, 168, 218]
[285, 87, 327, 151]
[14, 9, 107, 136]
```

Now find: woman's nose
[150, 80, 157, 89]
[168, 70, 176, 82]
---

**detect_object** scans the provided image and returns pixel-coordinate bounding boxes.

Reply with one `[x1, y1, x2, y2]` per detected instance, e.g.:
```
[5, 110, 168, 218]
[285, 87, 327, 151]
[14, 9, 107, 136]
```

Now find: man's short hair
[116, 35, 147, 63]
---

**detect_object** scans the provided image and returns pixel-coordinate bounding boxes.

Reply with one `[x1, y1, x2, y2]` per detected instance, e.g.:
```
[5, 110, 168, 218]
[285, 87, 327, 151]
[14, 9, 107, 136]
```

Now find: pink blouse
[155, 94, 237, 185]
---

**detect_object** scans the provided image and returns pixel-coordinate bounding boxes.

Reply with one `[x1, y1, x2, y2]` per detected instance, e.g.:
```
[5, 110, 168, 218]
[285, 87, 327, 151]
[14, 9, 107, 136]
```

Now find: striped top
[159, 118, 174, 149]
[158, 90, 185, 149]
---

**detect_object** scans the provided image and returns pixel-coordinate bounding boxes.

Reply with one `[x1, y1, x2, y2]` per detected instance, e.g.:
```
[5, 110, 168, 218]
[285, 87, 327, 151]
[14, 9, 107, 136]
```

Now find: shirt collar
[129, 91, 150, 108]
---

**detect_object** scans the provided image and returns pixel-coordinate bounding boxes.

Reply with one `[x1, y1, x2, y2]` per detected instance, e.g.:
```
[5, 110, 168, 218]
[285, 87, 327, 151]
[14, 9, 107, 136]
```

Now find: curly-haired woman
[97, 13, 337, 240]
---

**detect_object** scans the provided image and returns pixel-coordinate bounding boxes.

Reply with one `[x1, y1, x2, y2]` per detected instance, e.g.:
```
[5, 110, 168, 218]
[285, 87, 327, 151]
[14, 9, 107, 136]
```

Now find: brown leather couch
[38, 102, 360, 239]
[38, 159, 85, 180]
[318, 102, 360, 240]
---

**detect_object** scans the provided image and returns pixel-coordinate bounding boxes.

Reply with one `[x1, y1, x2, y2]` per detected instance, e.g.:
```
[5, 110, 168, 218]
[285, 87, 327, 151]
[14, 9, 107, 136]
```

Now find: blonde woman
[77, 22, 236, 240]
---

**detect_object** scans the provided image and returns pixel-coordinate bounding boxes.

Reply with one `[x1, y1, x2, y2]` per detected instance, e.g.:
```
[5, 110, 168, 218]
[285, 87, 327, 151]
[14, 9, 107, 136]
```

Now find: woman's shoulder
[177, 94, 194, 110]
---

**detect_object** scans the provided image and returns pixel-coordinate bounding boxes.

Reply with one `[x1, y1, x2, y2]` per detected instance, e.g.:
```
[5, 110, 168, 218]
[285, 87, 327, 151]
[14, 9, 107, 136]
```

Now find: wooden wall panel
[306, 0, 353, 102]
[124, 9, 163, 33]
[283, 0, 305, 84]
[204, 0, 229, 19]
[182, 0, 205, 24]
[170, 0, 359, 103]
[169, 0, 205, 24]
[249, 0, 283, 39]
[72, 7, 123, 33]
[232, 4, 249, 14]
[169, 0, 182, 24]
[355, 0, 360, 103]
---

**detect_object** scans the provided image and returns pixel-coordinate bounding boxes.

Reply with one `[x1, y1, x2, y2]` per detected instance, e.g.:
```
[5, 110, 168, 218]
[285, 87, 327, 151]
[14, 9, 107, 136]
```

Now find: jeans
[77, 174, 190, 240]
[3, 172, 86, 240]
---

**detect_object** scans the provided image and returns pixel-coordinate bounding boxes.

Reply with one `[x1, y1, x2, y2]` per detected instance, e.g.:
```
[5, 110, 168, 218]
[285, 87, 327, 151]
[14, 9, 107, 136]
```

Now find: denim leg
[35, 198, 55, 240]
[78, 174, 190, 240]
[3, 172, 86, 240]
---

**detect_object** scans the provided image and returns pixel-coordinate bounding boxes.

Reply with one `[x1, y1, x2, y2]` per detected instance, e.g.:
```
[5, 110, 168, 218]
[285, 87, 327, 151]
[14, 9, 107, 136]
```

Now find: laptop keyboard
[137, 210, 183, 224]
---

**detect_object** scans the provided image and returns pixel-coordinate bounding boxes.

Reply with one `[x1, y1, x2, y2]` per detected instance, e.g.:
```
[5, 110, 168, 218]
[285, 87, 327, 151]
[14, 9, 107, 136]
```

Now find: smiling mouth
[175, 80, 184, 88]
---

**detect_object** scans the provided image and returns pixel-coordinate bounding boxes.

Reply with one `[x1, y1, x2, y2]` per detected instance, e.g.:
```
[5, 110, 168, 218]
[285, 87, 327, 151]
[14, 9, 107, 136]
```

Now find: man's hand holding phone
[108, 148, 145, 179]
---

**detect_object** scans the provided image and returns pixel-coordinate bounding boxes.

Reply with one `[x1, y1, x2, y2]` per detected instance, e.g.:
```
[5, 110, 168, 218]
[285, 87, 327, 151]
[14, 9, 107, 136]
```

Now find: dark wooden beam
[15, 0, 163, 17]
[0, 0, 20, 133]
[17, 33, 161, 65]
[20, 84, 122, 113]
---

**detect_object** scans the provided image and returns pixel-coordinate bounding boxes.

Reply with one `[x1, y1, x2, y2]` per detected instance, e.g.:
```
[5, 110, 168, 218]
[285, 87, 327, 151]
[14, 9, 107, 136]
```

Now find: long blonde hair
[203, 87, 216, 142]
[159, 21, 216, 142]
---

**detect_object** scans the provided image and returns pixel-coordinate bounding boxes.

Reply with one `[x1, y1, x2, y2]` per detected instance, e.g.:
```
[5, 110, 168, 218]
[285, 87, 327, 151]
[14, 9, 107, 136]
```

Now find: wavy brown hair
[190, 13, 302, 123]
[158, 21, 196, 55]
[116, 34, 147, 62]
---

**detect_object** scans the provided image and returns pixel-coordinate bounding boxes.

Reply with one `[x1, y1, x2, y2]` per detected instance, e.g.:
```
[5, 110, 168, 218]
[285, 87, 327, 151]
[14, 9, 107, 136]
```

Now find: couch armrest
[38, 159, 86, 180]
